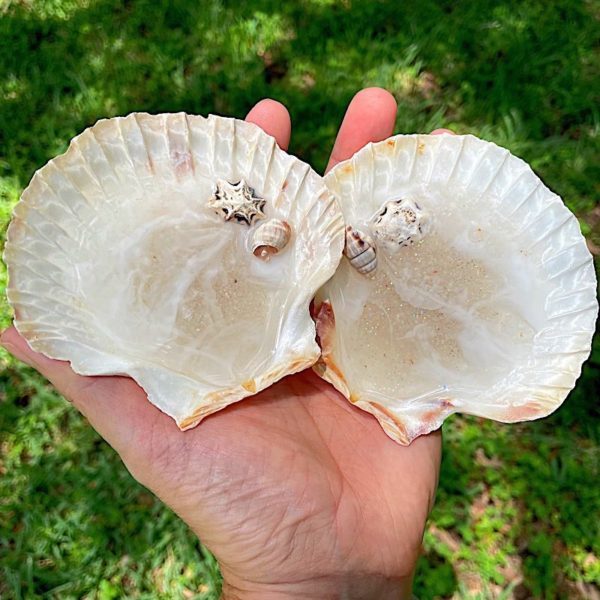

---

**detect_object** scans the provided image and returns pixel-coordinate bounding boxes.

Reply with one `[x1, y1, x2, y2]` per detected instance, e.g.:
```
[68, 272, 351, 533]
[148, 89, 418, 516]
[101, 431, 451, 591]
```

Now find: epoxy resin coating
[316, 134, 597, 445]
[4, 113, 344, 429]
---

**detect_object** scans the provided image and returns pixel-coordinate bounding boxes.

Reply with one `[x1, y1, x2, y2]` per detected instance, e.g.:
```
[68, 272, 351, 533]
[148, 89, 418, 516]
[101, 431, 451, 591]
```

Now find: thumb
[1, 325, 168, 456]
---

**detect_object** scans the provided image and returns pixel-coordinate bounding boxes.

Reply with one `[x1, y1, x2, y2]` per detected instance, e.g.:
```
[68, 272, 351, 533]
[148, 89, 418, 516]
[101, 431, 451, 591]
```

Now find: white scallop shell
[4, 113, 344, 430]
[316, 134, 598, 445]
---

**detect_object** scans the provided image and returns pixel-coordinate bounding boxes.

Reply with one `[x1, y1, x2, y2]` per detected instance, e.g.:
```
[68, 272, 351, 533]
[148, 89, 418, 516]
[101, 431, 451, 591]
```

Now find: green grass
[1, 0, 599, 597]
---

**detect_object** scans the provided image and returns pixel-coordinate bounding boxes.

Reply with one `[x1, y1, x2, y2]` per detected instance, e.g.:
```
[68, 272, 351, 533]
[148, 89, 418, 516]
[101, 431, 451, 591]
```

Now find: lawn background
[0, 0, 598, 598]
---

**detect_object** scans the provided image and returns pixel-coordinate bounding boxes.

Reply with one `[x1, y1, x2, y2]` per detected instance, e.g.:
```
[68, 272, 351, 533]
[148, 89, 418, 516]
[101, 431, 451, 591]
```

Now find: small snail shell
[344, 225, 377, 275]
[252, 218, 292, 260]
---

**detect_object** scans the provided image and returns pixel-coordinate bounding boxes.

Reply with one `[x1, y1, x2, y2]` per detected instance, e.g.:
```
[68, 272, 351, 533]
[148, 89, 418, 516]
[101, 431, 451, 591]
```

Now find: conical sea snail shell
[316, 133, 598, 446]
[343, 225, 377, 274]
[252, 218, 291, 260]
[4, 113, 345, 431]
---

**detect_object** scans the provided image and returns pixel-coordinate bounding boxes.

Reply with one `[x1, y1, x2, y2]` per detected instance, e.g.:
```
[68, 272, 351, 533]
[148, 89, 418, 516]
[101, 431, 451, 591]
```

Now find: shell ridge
[6, 246, 75, 285]
[20, 318, 90, 342]
[230, 116, 238, 181]
[208, 114, 219, 179]
[500, 171, 542, 211]
[546, 250, 594, 279]
[38, 165, 98, 224]
[245, 125, 271, 193]
[132, 113, 156, 176]
[14, 213, 74, 256]
[522, 210, 575, 249]
[320, 197, 345, 241]
[444, 134, 466, 184]
[541, 239, 591, 266]
[8, 262, 66, 292]
[289, 162, 311, 220]
[166, 112, 196, 179]
[60, 144, 114, 211]
[497, 162, 536, 201]
[546, 298, 598, 320]
[262, 133, 277, 197]
[88, 126, 125, 187]
[504, 179, 544, 220]
[115, 116, 142, 179]
[368, 142, 376, 207]
[5, 221, 69, 258]
[273, 154, 300, 211]
[17, 331, 102, 354]
[222, 116, 238, 182]
[476, 147, 510, 197]
[535, 329, 595, 341]
[405, 135, 420, 183]
[11, 288, 93, 317]
[459, 135, 493, 192]
[183, 114, 197, 176]
[418, 133, 436, 182]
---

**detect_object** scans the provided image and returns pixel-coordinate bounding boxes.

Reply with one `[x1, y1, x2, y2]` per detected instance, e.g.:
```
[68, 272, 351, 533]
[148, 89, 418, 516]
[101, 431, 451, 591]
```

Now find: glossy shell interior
[316, 134, 598, 445]
[5, 113, 345, 429]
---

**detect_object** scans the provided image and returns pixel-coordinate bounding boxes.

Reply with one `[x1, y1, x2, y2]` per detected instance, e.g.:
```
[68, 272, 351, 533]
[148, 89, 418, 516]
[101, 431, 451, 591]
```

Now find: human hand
[1, 89, 444, 599]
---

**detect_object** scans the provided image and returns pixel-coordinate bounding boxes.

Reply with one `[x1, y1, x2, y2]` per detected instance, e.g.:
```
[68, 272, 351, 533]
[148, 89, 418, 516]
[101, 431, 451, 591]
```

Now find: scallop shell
[4, 113, 344, 430]
[316, 133, 598, 445]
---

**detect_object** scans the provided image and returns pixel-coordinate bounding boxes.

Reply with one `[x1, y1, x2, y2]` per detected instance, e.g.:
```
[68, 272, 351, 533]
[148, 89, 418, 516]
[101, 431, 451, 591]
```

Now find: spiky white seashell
[316, 133, 598, 446]
[4, 113, 345, 430]
[343, 225, 377, 274]
[371, 197, 429, 253]
[208, 178, 266, 225]
[251, 218, 291, 260]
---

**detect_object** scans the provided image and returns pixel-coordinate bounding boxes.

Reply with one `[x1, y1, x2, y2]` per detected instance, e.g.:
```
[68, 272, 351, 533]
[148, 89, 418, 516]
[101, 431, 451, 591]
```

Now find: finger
[326, 87, 397, 173]
[0, 325, 168, 455]
[431, 128, 455, 135]
[245, 99, 291, 150]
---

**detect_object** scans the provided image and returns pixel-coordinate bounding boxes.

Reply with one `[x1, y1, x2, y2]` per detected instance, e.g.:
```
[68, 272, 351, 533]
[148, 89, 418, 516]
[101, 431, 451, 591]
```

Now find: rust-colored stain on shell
[242, 379, 257, 393]
[313, 300, 350, 392]
[382, 139, 396, 153]
[341, 163, 353, 175]
[417, 141, 426, 155]
[421, 398, 454, 424]
[370, 401, 409, 441]
[322, 355, 348, 390]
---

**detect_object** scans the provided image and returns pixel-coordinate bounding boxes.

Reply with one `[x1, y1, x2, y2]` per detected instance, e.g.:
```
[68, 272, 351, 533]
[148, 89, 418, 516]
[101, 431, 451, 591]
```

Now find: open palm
[2, 89, 442, 600]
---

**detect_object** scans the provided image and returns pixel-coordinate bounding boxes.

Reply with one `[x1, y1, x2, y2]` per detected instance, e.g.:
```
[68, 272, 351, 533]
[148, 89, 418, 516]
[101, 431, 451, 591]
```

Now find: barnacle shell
[4, 113, 344, 430]
[343, 226, 377, 274]
[251, 218, 291, 259]
[316, 134, 598, 445]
